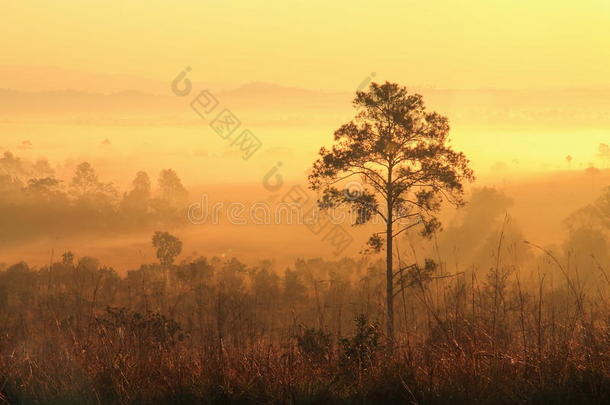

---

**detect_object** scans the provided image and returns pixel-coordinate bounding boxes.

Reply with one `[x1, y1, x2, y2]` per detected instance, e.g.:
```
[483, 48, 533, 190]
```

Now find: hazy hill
[0, 66, 608, 128]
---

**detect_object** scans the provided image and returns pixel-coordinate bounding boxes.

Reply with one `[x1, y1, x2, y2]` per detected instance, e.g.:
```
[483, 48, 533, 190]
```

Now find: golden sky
[2, 0, 609, 91]
[1, 1, 609, 267]
[1, 1, 609, 186]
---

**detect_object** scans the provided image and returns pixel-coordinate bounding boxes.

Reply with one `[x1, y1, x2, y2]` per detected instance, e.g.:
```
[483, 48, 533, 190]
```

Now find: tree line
[0, 152, 189, 244]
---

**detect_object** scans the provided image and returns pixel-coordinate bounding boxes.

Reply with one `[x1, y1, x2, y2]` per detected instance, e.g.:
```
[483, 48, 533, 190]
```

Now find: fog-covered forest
[0, 151, 189, 245]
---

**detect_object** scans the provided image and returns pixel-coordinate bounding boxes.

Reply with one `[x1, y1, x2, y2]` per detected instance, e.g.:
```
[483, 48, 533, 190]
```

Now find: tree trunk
[386, 203, 394, 344]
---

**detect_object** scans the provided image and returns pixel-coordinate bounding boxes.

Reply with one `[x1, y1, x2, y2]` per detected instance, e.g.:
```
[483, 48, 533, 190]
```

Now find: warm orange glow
[0, 0, 609, 264]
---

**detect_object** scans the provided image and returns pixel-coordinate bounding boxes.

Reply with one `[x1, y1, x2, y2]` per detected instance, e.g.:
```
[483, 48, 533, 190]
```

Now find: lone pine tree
[309, 82, 474, 342]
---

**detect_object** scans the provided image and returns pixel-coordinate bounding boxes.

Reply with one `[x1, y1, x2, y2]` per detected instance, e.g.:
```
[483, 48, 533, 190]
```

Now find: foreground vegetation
[0, 241, 609, 404]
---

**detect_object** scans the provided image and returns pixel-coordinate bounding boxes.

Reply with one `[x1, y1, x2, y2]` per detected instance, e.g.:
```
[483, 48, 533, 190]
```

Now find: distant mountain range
[0, 66, 609, 128]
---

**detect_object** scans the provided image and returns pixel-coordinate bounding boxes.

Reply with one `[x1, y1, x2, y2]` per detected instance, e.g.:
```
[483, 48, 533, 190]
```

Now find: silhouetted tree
[71, 162, 100, 196]
[23, 177, 65, 202]
[121, 171, 152, 224]
[158, 169, 188, 208]
[0, 151, 29, 182]
[566, 185, 610, 231]
[61, 251, 74, 267]
[284, 269, 306, 306]
[438, 187, 513, 263]
[152, 231, 183, 266]
[309, 82, 474, 342]
[70, 162, 117, 206]
[127, 171, 152, 202]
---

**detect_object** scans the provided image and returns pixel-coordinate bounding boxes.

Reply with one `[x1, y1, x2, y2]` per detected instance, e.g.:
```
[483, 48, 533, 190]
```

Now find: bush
[339, 314, 383, 370]
[296, 327, 332, 364]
